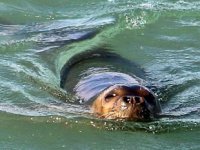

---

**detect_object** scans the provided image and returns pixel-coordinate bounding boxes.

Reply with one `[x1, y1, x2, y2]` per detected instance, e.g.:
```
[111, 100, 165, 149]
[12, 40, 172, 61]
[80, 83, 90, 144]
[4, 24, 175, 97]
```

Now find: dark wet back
[75, 72, 139, 102]
[60, 48, 146, 103]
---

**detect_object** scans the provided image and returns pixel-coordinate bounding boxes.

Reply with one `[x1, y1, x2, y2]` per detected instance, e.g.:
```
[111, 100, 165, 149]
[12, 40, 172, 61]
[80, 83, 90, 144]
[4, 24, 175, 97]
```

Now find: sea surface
[0, 0, 200, 149]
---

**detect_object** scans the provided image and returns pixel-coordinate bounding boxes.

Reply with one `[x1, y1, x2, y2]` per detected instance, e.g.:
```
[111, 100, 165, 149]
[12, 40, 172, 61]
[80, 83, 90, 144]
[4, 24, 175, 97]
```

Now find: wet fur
[60, 47, 161, 120]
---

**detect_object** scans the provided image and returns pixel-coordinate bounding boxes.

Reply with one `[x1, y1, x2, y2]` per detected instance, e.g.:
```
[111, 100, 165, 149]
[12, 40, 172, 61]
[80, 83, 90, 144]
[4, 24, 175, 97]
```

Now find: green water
[0, 0, 200, 149]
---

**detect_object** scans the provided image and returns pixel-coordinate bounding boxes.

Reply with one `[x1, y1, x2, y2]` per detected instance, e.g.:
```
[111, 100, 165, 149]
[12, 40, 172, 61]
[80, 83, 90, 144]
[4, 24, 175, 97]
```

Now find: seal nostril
[123, 96, 131, 103]
[135, 96, 141, 104]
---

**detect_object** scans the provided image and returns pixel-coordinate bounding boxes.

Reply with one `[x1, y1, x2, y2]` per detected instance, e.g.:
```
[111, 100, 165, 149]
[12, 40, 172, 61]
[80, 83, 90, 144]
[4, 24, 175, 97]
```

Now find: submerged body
[60, 49, 161, 121]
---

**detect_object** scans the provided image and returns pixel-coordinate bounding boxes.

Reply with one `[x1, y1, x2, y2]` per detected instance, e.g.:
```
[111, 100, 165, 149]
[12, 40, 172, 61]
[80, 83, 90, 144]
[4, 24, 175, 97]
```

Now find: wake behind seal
[60, 48, 161, 121]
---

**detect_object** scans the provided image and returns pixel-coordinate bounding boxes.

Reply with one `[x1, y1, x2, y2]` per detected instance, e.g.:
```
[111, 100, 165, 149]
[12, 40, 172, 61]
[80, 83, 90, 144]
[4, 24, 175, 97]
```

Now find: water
[0, 0, 200, 149]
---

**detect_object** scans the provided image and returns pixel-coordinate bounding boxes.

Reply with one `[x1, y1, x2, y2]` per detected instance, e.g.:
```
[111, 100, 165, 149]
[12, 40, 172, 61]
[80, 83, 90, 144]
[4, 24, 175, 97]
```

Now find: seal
[60, 48, 161, 121]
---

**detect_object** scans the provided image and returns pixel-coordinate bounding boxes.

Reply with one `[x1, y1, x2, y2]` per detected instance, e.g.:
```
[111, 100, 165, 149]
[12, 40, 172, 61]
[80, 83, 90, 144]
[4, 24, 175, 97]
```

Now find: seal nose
[123, 96, 144, 104]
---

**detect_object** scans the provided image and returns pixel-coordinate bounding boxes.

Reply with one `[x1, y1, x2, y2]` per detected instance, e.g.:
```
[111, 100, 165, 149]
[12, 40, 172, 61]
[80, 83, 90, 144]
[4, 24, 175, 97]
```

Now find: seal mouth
[120, 95, 153, 120]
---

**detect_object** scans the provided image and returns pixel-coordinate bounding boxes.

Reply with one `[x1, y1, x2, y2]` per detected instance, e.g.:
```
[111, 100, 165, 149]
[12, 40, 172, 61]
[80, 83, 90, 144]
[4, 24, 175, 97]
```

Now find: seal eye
[105, 93, 117, 101]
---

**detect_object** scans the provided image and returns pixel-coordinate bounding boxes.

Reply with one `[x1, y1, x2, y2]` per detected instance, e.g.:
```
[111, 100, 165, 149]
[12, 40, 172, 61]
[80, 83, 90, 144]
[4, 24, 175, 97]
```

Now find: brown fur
[91, 85, 150, 120]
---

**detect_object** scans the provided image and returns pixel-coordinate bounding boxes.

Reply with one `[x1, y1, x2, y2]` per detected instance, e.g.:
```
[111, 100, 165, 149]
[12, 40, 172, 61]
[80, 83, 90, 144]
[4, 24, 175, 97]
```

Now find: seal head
[91, 84, 161, 120]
